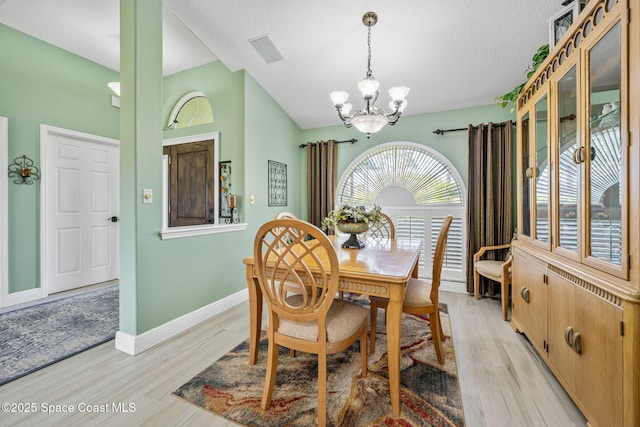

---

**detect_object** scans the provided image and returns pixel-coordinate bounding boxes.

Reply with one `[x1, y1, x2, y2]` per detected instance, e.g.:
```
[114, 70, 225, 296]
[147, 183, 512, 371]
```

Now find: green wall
[118, 1, 303, 334]
[162, 62, 236, 149]
[2, 12, 516, 338]
[213, 71, 305, 282]
[300, 104, 515, 219]
[1, 14, 302, 335]
[243, 73, 303, 229]
[125, 68, 302, 334]
[0, 24, 119, 293]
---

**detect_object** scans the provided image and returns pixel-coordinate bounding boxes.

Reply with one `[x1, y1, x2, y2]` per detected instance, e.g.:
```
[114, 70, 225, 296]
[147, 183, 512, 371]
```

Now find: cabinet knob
[564, 326, 582, 354]
[564, 326, 574, 347]
[572, 332, 582, 354]
[572, 148, 581, 164]
[520, 287, 530, 303]
[571, 147, 594, 165]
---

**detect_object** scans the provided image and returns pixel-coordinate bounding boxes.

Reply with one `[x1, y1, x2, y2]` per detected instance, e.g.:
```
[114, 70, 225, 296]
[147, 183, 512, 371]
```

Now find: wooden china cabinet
[512, 0, 640, 425]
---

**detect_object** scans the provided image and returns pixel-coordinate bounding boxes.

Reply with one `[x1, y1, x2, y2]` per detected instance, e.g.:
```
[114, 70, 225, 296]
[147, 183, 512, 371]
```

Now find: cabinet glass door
[520, 112, 531, 238]
[557, 65, 579, 256]
[534, 95, 549, 245]
[587, 22, 622, 267]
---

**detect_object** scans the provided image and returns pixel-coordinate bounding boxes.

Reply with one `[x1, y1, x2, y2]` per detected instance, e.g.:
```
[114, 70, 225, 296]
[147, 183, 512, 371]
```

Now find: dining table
[243, 234, 423, 416]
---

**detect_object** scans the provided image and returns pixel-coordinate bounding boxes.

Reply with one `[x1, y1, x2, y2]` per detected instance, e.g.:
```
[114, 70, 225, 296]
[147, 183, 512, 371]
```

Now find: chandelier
[329, 12, 409, 138]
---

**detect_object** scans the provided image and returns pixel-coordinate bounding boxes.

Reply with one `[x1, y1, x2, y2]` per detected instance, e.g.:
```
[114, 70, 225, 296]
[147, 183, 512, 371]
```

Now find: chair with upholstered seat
[273, 212, 300, 252]
[473, 244, 512, 321]
[369, 215, 452, 364]
[254, 219, 368, 427]
[337, 212, 396, 301]
[365, 212, 395, 239]
[272, 211, 310, 298]
[272, 211, 308, 357]
[275, 211, 297, 220]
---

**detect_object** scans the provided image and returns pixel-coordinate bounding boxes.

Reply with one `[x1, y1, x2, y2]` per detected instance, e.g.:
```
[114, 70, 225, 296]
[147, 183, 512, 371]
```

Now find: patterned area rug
[0, 285, 119, 386]
[174, 301, 464, 426]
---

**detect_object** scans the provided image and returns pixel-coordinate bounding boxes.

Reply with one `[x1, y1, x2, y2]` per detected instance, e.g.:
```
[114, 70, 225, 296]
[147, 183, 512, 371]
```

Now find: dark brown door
[163, 140, 215, 226]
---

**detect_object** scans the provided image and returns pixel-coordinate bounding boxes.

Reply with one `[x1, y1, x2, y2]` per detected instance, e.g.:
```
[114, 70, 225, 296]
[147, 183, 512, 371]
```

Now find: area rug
[174, 301, 465, 426]
[0, 285, 119, 386]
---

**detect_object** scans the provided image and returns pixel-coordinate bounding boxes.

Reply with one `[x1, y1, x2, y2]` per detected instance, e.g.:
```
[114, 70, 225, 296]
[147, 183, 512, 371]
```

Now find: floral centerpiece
[321, 204, 382, 249]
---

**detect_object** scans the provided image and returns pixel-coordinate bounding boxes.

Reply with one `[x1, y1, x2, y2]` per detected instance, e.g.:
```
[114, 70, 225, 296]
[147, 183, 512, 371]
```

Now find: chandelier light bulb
[390, 99, 408, 113]
[388, 86, 410, 103]
[358, 78, 380, 99]
[329, 12, 409, 138]
[329, 91, 349, 107]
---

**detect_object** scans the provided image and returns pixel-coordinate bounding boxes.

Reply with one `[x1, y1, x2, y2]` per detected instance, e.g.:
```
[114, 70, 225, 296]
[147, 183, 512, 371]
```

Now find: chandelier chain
[366, 24, 373, 79]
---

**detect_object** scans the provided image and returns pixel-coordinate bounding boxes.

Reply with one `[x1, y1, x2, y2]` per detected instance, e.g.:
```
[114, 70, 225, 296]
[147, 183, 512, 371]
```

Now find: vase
[336, 222, 369, 249]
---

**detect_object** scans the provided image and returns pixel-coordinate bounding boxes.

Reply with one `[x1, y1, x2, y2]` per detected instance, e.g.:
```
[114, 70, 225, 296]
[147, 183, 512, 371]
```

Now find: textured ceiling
[0, 0, 566, 130]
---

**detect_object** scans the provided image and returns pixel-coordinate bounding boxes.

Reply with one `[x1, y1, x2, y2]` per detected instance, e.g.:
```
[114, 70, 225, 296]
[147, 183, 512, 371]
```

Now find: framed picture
[219, 161, 232, 220]
[548, 0, 587, 49]
[268, 160, 287, 206]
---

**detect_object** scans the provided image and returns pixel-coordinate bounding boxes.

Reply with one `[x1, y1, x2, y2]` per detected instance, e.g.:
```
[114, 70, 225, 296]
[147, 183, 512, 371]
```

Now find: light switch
[250, 195, 255, 205]
[143, 189, 153, 204]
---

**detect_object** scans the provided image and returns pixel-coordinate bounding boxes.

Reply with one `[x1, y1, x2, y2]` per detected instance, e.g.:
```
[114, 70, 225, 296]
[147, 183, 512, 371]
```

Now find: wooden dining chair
[272, 211, 308, 357]
[366, 212, 395, 239]
[273, 211, 308, 295]
[369, 215, 453, 365]
[336, 211, 396, 301]
[273, 211, 300, 251]
[274, 211, 297, 220]
[254, 219, 368, 427]
[473, 244, 513, 321]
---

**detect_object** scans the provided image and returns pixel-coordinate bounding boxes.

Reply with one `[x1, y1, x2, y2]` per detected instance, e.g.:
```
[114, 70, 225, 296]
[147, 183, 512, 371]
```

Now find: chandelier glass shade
[329, 12, 409, 138]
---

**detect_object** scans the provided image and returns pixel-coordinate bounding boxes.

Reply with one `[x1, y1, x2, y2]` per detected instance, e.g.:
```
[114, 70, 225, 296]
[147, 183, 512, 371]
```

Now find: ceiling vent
[249, 34, 284, 64]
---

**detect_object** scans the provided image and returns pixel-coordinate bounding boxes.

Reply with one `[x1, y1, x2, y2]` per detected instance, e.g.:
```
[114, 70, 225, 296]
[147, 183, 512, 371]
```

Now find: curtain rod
[432, 121, 514, 135]
[299, 138, 358, 148]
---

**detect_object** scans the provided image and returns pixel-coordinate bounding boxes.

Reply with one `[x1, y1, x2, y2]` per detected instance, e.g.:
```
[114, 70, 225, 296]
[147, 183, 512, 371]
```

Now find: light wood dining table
[243, 235, 423, 416]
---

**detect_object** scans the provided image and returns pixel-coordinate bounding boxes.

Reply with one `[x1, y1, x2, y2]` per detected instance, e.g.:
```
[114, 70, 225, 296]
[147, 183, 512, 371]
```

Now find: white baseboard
[113, 280, 467, 356]
[5, 287, 47, 307]
[115, 288, 248, 356]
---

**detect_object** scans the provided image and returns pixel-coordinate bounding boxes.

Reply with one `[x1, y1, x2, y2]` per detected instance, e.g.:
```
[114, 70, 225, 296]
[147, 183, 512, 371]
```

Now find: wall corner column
[117, 0, 163, 339]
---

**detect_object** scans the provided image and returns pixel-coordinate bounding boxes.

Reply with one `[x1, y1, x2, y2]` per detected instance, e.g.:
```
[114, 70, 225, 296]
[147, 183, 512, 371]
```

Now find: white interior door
[41, 125, 119, 294]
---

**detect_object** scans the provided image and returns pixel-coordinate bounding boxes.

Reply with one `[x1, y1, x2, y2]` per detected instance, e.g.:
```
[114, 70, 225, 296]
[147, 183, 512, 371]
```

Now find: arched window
[337, 142, 467, 283]
[166, 91, 213, 130]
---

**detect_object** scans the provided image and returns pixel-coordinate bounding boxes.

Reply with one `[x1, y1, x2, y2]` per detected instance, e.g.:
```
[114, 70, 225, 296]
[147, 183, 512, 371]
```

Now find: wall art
[268, 160, 287, 207]
[219, 161, 232, 220]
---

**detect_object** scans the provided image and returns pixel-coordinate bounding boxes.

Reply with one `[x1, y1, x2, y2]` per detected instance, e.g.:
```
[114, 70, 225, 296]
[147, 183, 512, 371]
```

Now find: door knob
[108, 216, 119, 223]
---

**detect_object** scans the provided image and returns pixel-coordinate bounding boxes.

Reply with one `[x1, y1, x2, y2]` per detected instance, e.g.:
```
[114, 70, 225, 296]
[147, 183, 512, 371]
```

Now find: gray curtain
[466, 122, 514, 294]
[307, 140, 338, 229]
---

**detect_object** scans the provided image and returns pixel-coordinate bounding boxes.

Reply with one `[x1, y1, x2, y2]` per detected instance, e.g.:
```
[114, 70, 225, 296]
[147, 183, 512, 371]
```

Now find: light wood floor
[0, 291, 586, 426]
